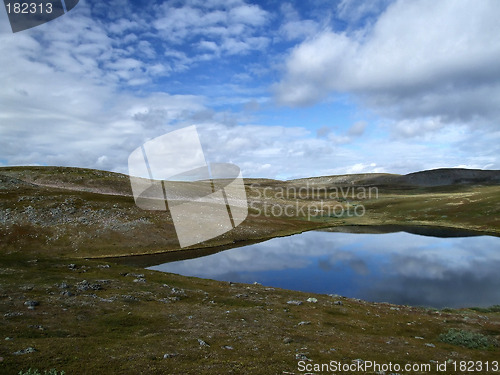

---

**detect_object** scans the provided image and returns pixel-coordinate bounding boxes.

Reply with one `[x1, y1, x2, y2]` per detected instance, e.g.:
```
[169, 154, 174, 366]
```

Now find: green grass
[439, 328, 498, 349]
[469, 305, 500, 313]
[1, 166, 500, 374]
[1, 166, 499, 259]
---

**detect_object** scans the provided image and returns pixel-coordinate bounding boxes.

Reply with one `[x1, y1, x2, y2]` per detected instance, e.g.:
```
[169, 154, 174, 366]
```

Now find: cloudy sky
[1, 0, 499, 179]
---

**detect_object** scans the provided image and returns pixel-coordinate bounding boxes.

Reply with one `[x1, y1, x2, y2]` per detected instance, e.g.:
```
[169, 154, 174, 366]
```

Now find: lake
[148, 228, 500, 308]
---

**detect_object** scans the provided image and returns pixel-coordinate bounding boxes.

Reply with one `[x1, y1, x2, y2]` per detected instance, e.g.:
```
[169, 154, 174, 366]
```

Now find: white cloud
[337, 0, 393, 24]
[347, 121, 366, 137]
[229, 4, 269, 26]
[153, 0, 270, 58]
[345, 163, 383, 174]
[275, 0, 500, 128]
[391, 117, 445, 139]
[279, 19, 320, 41]
[1, 0, 498, 179]
[0, 5, 212, 173]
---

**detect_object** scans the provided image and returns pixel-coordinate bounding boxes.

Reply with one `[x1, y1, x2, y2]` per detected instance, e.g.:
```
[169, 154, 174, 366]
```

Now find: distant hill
[291, 168, 500, 187]
[0, 166, 133, 196]
[394, 168, 500, 187]
[2, 165, 499, 189]
[1, 166, 499, 258]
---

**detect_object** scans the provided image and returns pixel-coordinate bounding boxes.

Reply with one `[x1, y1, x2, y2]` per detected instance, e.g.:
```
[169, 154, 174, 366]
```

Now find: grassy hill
[1, 166, 499, 258]
[1, 166, 500, 374]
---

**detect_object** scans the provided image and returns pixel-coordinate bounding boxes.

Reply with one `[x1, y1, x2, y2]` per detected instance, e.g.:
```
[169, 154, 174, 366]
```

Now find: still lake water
[148, 230, 500, 308]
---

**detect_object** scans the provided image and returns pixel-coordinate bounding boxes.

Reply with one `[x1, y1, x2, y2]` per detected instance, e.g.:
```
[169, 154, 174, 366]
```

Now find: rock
[198, 339, 210, 347]
[306, 297, 318, 303]
[158, 297, 178, 303]
[171, 288, 186, 296]
[24, 300, 39, 309]
[163, 353, 178, 358]
[4, 312, 23, 318]
[13, 347, 37, 355]
[121, 295, 139, 302]
[425, 343, 436, 348]
[58, 282, 69, 289]
[76, 280, 102, 291]
[123, 272, 144, 278]
[298, 321, 311, 326]
[295, 353, 310, 361]
[133, 278, 146, 283]
[29, 325, 44, 331]
[61, 291, 73, 297]
[5, 337, 13, 341]
[353, 359, 364, 364]
[222, 345, 233, 350]
[287, 300, 302, 306]
[328, 294, 341, 298]
[333, 300, 343, 306]
[415, 336, 424, 340]
[283, 337, 293, 344]
[253, 281, 262, 285]
[68, 264, 77, 270]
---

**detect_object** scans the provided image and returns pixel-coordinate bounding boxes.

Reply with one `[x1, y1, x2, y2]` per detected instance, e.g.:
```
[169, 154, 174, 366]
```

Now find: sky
[1, 0, 499, 179]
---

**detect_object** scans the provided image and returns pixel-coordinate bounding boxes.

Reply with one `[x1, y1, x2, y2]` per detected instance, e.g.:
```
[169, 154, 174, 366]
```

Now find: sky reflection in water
[148, 231, 500, 308]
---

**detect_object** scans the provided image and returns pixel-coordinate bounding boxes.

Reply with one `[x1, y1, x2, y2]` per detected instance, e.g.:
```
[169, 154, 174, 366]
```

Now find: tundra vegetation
[0, 166, 499, 374]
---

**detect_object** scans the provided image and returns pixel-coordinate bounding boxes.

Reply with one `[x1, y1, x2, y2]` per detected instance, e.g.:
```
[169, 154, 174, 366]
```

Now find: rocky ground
[1, 166, 500, 374]
[1, 166, 499, 259]
[1, 254, 499, 374]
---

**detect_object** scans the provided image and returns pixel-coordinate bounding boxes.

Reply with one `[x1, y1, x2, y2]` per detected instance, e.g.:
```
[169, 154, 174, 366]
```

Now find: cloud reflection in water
[148, 231, 500, 308]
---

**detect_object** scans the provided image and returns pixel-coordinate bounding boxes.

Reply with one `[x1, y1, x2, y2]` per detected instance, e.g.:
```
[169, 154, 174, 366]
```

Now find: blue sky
[1, 0, 499, 179]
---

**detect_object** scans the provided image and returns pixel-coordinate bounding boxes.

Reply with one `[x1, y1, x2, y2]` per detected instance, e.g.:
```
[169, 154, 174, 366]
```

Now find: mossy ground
[1, 167, 498, 259]
[1, 167, 499, 374]
[1, 252, 499, 375]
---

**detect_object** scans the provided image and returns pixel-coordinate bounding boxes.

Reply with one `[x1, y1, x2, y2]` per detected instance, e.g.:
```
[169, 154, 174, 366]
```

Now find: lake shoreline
[1, 167, 500, 374]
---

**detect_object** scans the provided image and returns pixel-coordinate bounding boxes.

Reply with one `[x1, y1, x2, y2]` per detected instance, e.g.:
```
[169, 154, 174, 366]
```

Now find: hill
[289, 168, 500, 187]
[1, 166, 500, 374]
[0, 166, 499, 258]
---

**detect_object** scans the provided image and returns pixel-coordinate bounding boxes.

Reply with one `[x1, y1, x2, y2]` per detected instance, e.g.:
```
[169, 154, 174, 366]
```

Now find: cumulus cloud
[1, 0, 498, 179]
[275, 0, 500, 127]
[347, 121, 366, 136]
[0, 6, 211, 173]
[337, 0, 393, 24]
[278, 3, 321, 41]
[153, 0, 270, 56]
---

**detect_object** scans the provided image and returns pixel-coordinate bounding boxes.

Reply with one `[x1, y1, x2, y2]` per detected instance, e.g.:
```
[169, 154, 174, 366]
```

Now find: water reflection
[148, 231, 500, 308]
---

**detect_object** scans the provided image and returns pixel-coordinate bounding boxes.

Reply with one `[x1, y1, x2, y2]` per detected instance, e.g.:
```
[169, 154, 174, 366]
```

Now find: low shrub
[439, 328, 496, 349]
